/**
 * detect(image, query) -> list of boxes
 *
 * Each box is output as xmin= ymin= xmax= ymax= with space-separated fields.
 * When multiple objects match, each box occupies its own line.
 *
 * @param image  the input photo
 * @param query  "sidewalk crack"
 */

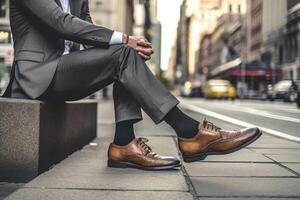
xmin=263 ymin=154 xmax=300 ymax=177
xmin=172 ymin=136 xmax=199 ymax=200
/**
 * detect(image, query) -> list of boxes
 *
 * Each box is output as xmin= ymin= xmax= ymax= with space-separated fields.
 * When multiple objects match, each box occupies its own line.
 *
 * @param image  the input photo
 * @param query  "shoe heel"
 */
xmin=183 ymin=154 xmax=207 ymax=162
xmin=107 ymin=160 xmax=128 ymax=168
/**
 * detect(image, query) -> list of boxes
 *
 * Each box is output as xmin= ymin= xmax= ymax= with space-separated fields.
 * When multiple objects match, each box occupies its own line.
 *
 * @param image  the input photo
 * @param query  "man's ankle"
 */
xmin=164 ymin=107 xmax=199 ymax=138
xmin=112 ymin=137 xmax=135 ymax=146
xmin=114 ymin=120 xmax=136 ymax=146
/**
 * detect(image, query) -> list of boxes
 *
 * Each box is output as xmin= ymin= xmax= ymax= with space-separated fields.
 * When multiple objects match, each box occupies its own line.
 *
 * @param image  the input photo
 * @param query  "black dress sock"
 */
xmin=113 ymin=120 xmax=135 ymax=146
xmin=164 ymin=106 xmax=199 ymax=138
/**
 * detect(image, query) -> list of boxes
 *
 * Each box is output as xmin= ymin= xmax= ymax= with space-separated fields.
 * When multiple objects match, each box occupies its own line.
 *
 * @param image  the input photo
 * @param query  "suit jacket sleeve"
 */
xmin=83 ymin=0 xmax=96 ymax=49
xmin=16 ymin=0 xmax=114 ymax=47
xmin=85 ymin=0 xmax=93 ymax=24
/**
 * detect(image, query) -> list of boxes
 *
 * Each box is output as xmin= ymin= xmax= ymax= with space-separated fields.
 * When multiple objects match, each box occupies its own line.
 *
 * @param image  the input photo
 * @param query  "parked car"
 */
xmin=267 ymin=80 xmax=300 ymax=102
xmin=179 ymin=80 xmax=203 ymax=97
xmin=203 ymin=79 xmax=236 ymax=100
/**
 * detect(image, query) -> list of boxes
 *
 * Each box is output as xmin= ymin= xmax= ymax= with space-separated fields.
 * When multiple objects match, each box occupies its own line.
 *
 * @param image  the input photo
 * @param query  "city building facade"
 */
xmin=262 ymin=0 xmax=300 ymax=81
xmin=132 ymin=0 xmax=161 ymax=75
xmin=173 ymin=0 xmax=300 ymax=98
xmin=248 ymin=0 xmax=287 ymax=64
xmin=174 ymin=0 xmax=222 ymax=83
xmin=89 ymin=0 xmax=134 ymax=34
xmin=279 ymin=1 xmax=300 ymax=80
xmin=197 ymin=0 xmax=246 ymax=76
xmin=173 ymin=0 xmax=189 ymax=83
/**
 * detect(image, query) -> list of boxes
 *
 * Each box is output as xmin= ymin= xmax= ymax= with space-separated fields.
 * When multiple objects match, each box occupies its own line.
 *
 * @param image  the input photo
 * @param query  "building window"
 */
xmin=279 ymin=45 xmax=283 ymax=64
xmin=238 ymin=4 xmax=241 ymax=13
xmin=95 ymin=0 xmax=103 ymax=8
xmin=0 ymin=0 xmax=6 ymax=17
xmin=229 ymin=4 xmax=232 ymax=13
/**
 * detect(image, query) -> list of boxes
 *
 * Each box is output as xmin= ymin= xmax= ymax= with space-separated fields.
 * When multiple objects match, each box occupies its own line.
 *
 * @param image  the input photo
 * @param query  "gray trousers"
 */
xmin=38 ymin=44 xmax=179 ymax=124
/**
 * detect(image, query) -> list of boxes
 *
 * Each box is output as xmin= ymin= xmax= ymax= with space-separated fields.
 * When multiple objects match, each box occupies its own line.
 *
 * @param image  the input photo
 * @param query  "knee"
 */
xmin=122 ymin=44 xmax=137 ymax=55
xmin=117 ymin=44 xmax=140 ymax=64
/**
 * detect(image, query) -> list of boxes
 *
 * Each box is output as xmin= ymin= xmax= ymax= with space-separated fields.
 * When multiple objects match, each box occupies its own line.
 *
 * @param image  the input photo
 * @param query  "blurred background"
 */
xmin=0 ymin=0 xmax=300 ymax=107
xmin=171 ymin=0 xmax=300 ymax=104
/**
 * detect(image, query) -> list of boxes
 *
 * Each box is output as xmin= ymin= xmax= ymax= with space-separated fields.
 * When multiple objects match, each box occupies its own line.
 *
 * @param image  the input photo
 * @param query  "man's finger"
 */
xmin=139 ymin=36 xmax=149 ymax=42
xmin=136 ymin=47 xmax=154 ymax=56
xmin=137 ymin=40 xmax=152 ymax=48
xmin=138 ymin=52 xmax=151 ymax=60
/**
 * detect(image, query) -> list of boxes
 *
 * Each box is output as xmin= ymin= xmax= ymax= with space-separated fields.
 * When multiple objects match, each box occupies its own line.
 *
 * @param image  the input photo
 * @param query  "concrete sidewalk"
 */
xmin=1 ymin=100 xmax=300 ymax=200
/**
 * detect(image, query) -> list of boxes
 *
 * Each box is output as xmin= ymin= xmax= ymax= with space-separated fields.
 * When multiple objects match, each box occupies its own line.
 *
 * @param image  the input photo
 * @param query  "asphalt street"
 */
xmin=179 ymin=98 xmax=300 ymax=141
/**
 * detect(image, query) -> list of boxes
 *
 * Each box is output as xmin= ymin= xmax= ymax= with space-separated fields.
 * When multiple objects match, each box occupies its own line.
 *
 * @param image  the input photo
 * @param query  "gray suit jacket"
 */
xmin=2 ymin=0 xmax=113 ymax=98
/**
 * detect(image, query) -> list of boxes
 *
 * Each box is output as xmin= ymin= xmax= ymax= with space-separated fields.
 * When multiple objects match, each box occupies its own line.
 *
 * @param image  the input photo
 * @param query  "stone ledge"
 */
xmin=0 ymin=98 xmax=97 ymax=182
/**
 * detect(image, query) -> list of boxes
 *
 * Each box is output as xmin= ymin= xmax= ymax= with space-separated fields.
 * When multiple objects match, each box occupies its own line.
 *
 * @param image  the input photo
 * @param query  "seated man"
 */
xmin=2 ymin=0 xmax=262 ymax=170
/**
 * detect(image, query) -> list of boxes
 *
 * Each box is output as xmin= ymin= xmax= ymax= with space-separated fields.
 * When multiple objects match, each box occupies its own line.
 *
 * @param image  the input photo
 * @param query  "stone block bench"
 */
xmin=0 ymin=98 xmax=97 ymax=182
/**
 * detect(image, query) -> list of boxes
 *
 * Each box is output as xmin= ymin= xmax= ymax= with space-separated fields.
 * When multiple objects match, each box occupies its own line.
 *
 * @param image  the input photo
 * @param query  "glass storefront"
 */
xmin=0 ymin=0 xmax=10 ymax=93
xmin=0 ymin=0 xmax=6 ymax=17
xmin=0 ymin=30 xmax=11 ymax=43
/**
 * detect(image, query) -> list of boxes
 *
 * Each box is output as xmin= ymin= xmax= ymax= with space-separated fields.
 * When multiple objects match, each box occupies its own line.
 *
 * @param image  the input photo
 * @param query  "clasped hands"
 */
xmin=123 ymin=34 xmax=154 ymax=61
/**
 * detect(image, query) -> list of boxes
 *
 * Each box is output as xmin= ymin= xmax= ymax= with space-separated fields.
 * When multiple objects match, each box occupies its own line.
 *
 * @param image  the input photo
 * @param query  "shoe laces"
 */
xmin=137 ymin=138 xmax=155 ymax=156
xmin=203 ymin=118 xmax=221 ymax=132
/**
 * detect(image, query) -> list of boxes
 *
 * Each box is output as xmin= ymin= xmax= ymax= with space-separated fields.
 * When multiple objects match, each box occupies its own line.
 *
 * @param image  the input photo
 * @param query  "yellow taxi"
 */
xmin=203 ymin=79 xmax=236 ymax=99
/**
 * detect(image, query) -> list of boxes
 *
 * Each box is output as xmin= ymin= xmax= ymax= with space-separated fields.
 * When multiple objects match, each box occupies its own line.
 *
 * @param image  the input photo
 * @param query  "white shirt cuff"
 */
xmin=109 ymin=31 xmax=123 ymax=45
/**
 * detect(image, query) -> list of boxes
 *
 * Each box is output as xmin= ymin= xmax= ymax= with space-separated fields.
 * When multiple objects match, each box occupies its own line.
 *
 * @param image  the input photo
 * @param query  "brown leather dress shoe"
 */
xmin=108 ymin=138 xmax=181 ymax=170
xmin=178 ymin=119 xmax=262 ymax=162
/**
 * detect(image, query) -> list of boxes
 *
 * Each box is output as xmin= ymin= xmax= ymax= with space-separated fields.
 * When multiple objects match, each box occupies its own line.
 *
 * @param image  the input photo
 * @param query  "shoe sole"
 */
xmin=182 ymin=129 xmax=263 ymax=163
xmin=107 ymin=160 xmax=181 ymax=170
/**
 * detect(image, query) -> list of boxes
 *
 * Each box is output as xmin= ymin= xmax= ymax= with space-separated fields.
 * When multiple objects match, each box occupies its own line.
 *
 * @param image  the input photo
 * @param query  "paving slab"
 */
xmin=26 ymin=168 xmax=186 ymax=192
xmin=142 ymin=136 xmax=179 ymax=156
xmin=251 ymin=148 xmax=300 ymax=155
xmin=201 ymin=149 xmax=271 ymax=162
xmin=184 ymin=163 xmax=294 ymax=177
xmin=281 ymin=163 xmax=300 ymax=174
xmin=97 ymin=100 xmax=115 ymax=123
xmin=248 ymin=136 xmax=300 ymax=149
xmin=4 ymin=189 xmax=193 ymax=200
xmin=23 ymin=136 xmax=187 ymax=192
xmin=97 ymin=124 xmax=115 ymax=139
xmin=191 ymin=177 xmax=300 ymax=197
xmin=0 ymin=183 xmax=24 ymax=200
xmin=265 ymin=154 xmax=300 ymax=163
xmin=200 ymin=198 xmax=294 ymax=200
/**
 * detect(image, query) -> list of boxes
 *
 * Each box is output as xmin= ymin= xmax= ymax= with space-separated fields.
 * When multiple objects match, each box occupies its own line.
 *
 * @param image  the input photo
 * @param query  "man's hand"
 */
xmin=123 ymin=34 xmax=153 ymax=61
